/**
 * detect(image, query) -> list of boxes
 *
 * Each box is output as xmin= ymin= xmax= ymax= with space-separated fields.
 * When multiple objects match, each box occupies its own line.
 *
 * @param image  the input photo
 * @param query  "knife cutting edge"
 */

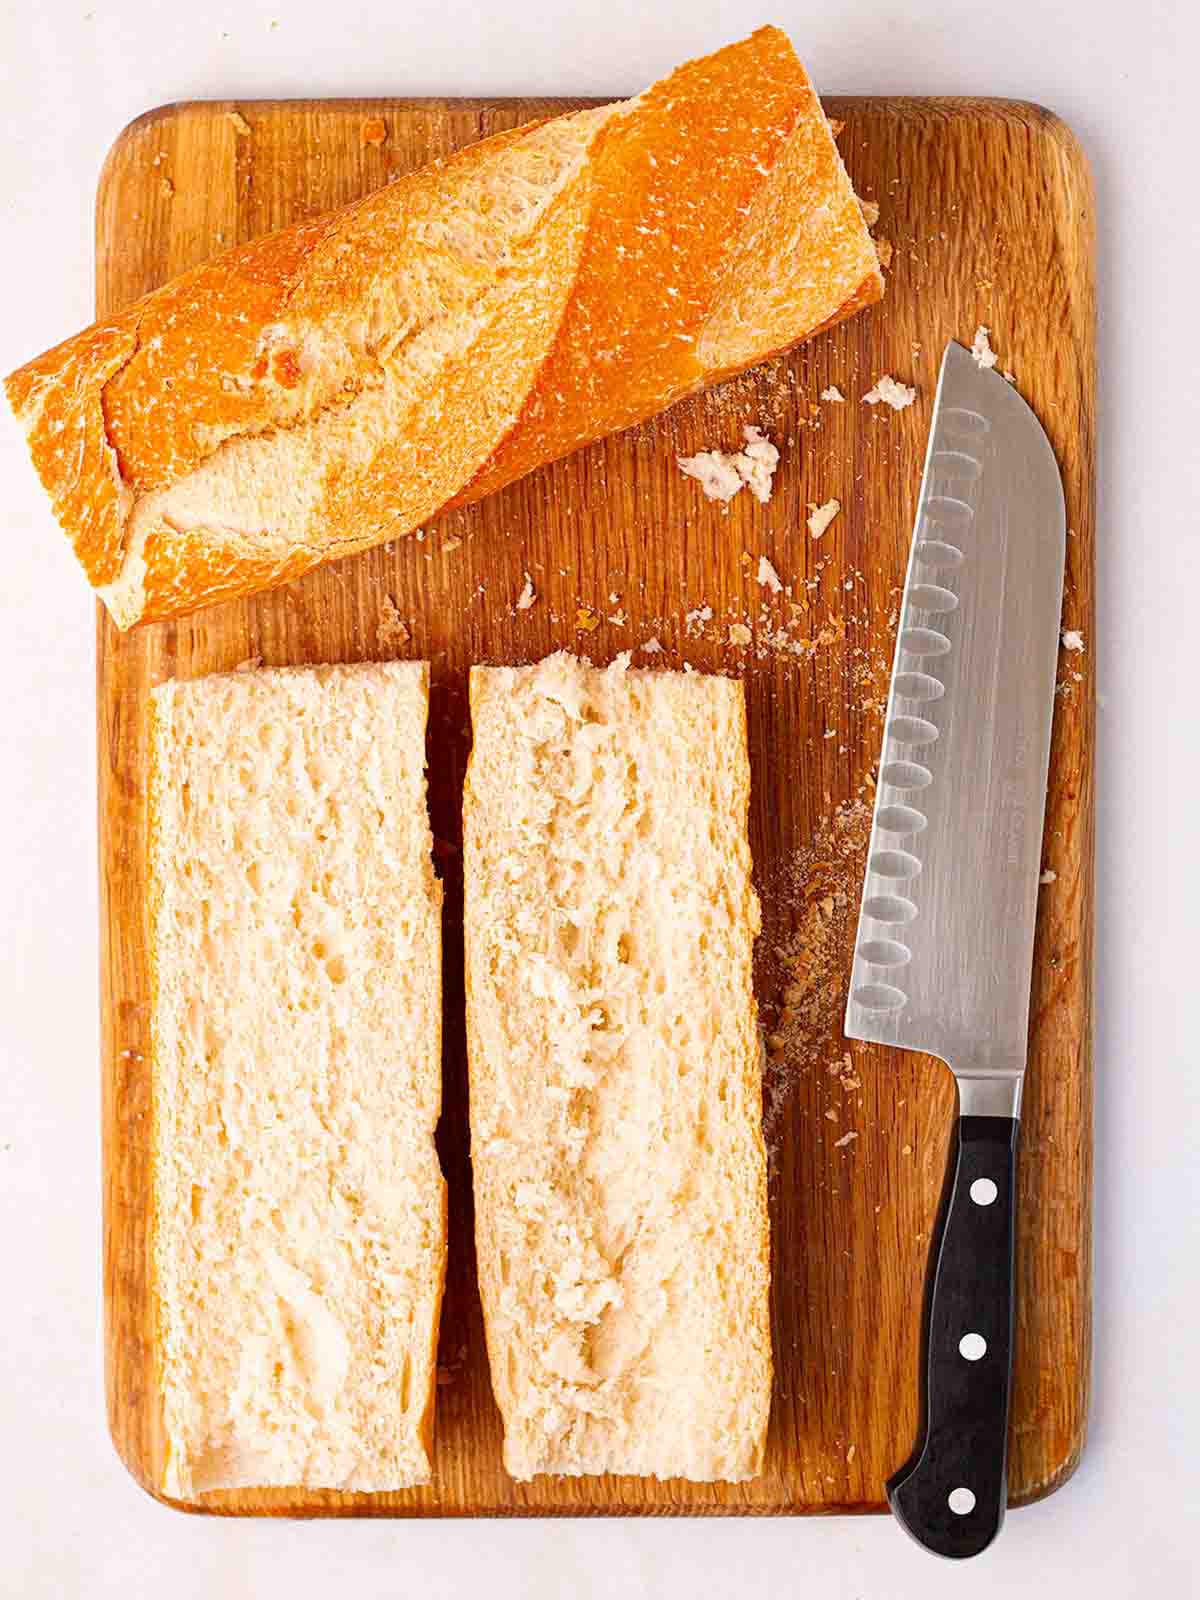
xmin=844 ymin=340 xmax=1066 ymax=1558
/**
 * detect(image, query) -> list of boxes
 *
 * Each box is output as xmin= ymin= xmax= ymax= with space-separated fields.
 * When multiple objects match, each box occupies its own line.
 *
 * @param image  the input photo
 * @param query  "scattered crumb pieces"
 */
xmin=824 ymin=1108 xmax=839 ymax=1122
xmin=757 ymin=555 xmax=783 ymax=594
xmin=1061 ymin=629 xmax=1086 ymax=652
xmin=442 ymin=537 xmax=463 ymax=554
xmin=575 ymin=606 xmax=600 ymax=632
xmin=640 ymin=636 xmax=663 ymax=654
xmin=225 ymin=109 xmax=251 ymax=135
xmin=677 ymin=449 xmax=742 ymax=503
xmin=729 ymin=622 xmax=752 ymax=646
xmin=159 ymin=175 xmax=174 ymax=199
xmin=515 ymin=573 xmax=536 ymax=611
xmin=875 ymin=237 xmax=894 ymax=269
xmin=677 ymin=424 xmax=779 ymax=505
xmin=863 ymin=375 xmax=917 ymax=411
xmin=902 ymin=1143 xmax=913 ymax=1156
xmin=846 ymin=1444 xmax=857 ymax=1464
xmin=608 ymin=609 xmax=627 ymax=626
xmin=376 ymin=595 xmax=411 ymax=651
xmin=684 ymin=604 xmax=713 ymax=636
xmin=234 ymin=655 xmax=262 ymax=673
xmin=820 ymin=384 xmax=845 ymax=403
xmin=971 ymin=325 xmax=999 ymax=371
xmin=807 ymin=498 xmax=841 ymax=540
xmin=1040 ymin=869 xmax=1058 ymax=885
xmin=833 ymin=1131 xmax=859 ymax=1148
xmin=361 ymin=116 xmax=388 ymax=147
xmin=758 ymin=800 xmax=873 ymax=1170
xmin=737 ymin=425 xmax=780 ymax=502
xmin=860 ymin=199 xmax=880 ymax=227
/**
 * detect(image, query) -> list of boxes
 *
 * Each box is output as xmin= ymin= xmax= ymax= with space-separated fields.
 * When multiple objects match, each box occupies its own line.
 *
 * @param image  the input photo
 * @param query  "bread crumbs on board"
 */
xmin=757 ymin=555 xmax=783 ymax=594
xmin=807 ymin=498 xmax=840 ymax=539
xmin=971 ymin=324 xmax=999 ymax=370
xmin=515 ymin=573 xmax=536 ymax=611
xmin=376 ymin=595 xmax=411 ymax=651
xmin=819 ymin=384 xmax=845 ymax=402
xmin=677 ymin=424 xmax=780 ymax=505
xmin=1061 ymin=629 xmax=1086 ymax=652
xmin=757 ymin=798 xmax=873 ymax=1173
xmin=863 ymin=375 xmax=917 ymax=410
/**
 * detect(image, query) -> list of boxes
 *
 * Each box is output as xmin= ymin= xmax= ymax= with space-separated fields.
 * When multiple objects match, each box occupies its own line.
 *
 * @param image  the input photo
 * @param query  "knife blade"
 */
xmin=844 ymin=339 xmax=1065 ymax=1558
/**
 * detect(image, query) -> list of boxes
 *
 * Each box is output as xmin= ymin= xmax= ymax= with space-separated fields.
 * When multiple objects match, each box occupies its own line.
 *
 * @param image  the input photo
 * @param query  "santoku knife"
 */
xmin=844 ymin=340 xmax=1065 ymax=1559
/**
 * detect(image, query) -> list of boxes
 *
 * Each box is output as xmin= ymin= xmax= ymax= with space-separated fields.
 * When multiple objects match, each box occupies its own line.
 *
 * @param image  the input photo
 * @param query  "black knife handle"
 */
xmin=888 ymin=1113 xmax=1019 ymax=1559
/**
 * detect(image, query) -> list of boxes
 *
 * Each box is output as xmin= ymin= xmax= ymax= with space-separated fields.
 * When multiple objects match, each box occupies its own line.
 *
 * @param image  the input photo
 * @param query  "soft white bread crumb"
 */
xmin=971 ymin=325 xmax=999 ymax=370
xmin=1061 ymin=629 xmax=1085 ymax=652
xmin=807 ymin=498 xmax=840 ymax=539
xmin=863 ymin=374 xmax=917 ymax=410
xmin=757 ymin=555 xmax=783 ymax=593
xmin=150 ymin=662 xmax=445 ymax=1496
xmin=737 ymin=425 xmax=780 ymax=503
xmin=677 ymin=424 xmax=779 ymax=506
xmin=819 ymin=384 xmax=845 ymax=402
xmin=516 ymin=573 xmax=536 ymax=611
xmin=463 ymin=652 xmax=770 ymax=1482
xmin=677 ymin=449 xmax=743 ymax=504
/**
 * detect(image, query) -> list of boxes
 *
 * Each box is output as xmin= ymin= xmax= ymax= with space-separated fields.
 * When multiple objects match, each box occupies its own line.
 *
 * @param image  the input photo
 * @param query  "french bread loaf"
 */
xmin=462 ymin=652 xmax=770 ymax=1481
xmin=6 ymin=27 xmax=881 ymax=628
xmin=149 ymin=661 xmax=445 ymax=1495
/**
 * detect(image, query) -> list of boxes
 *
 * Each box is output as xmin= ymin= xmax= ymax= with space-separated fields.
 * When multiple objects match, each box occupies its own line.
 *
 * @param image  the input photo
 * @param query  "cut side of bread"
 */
xmin=463 ymin=652 xmax=770 ymax=1482
xmin=7 ymin=27 xmax=881 ymax=628
xmin=149 ymin=661 xmax=445 ymax=1496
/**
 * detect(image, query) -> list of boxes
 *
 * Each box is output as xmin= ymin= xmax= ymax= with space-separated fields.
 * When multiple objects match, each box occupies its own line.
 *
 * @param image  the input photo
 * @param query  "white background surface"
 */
xmin=0 ymin=1 xmax=1194 ymax=1595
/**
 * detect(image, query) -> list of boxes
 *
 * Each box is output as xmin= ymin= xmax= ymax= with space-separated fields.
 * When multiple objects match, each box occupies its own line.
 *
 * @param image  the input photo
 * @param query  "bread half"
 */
xmin=6 ymin=27 xmax=881 ymax=627
xmin=149 ymin=661 xmax=445 ymax=1496
xmin=463 ymin=652 xmax=770 ymax=1481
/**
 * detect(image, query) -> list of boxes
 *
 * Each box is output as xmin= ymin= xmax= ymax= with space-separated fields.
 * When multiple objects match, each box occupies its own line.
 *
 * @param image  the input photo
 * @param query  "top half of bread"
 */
xmin=5 ymin=27 xmax=882 ymax=629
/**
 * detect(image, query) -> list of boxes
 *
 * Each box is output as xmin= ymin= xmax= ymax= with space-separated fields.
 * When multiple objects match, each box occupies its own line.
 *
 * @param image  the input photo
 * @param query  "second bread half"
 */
xmin=463 ymin=652 xmax=771 ymax=1482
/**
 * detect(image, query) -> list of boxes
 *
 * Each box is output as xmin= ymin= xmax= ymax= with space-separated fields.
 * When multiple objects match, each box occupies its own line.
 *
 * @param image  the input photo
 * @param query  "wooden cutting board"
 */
xmin=97 ymin=93 xmax=1094 ymax=1516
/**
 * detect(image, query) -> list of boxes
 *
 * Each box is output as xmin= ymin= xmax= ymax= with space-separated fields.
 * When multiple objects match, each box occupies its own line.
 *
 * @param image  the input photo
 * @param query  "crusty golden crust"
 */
xmin=458 ymin=28 xmax=881 ymax=507
xmin=7 ymin=29 xmax=882 ymax=629
xmin=5 ymin=318 xmax=138 ymax=587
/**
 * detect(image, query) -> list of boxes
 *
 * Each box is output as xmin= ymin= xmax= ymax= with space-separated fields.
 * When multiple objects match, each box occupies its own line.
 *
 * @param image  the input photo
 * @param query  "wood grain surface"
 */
xmin=96 ymin=94 xmax=1094 ymax=1516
